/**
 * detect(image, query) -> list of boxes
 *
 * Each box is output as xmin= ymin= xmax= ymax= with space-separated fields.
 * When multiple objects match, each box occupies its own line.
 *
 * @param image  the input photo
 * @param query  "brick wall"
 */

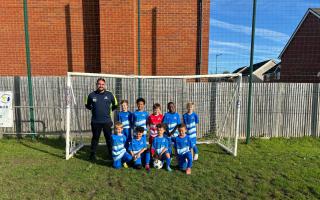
xmin=280 ymin=13 xmax=320 ymax=83
xmin=100 ymin=0 xmax=136 ymax=75
xmin=0 ymin=0 xmax=85 ymax=76
xmin=0 ymin=0 xmax=210 ymax=76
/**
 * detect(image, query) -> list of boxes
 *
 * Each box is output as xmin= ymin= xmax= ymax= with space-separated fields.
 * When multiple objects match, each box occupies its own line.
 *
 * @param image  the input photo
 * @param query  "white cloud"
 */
xmin=211 ymin=19 xmax=290 ymax=43
xmin=209 ymin=47 xmax=246 ymax=56
xmin=210 ymin=40 xmax=282 ymax=56
xmin=212 ymin=41 xmax=249 ymax=50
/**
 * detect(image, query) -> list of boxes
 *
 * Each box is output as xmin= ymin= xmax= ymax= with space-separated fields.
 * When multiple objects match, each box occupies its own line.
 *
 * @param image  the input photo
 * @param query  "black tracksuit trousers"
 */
xmin=90 ymin=121 xmax=113 ymax=158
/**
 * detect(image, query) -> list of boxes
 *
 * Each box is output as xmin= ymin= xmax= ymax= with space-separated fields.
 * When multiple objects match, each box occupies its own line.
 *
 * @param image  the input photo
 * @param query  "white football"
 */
xmin=153 ymin=159 xmax=163 ymax=169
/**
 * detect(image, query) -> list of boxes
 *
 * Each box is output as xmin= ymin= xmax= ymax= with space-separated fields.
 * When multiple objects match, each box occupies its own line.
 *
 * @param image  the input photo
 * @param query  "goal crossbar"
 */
xmin=67 ymin=72 xmax=241 ymax=79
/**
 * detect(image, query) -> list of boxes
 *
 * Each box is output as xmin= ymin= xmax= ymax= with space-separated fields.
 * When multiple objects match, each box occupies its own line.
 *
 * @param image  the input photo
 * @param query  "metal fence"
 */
xmin=0 ymin=76 xmax=319 ymax=138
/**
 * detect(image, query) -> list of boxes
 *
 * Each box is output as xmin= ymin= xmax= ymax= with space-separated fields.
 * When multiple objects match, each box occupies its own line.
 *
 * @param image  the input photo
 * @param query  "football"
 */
xmin=153 ymin=159 xmax=163 ymax=169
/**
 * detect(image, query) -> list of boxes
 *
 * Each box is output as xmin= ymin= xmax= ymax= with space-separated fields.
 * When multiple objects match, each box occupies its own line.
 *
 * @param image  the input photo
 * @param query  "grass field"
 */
xmin=0 ymin=137 xmax=319 ymax=200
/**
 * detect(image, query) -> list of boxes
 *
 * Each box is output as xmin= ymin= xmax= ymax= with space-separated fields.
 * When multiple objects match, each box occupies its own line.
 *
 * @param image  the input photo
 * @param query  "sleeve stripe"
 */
xmin=106 ymin=90 xmax=118 ymax=106
xmin=113 ymin=94 xmax=118 ymax=106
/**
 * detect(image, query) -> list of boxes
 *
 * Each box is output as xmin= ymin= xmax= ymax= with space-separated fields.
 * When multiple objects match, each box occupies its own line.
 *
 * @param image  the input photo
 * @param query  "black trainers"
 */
xmin=89 ymin=153 xmax=97 ymax=161
xmin=134 ymin=164 xmax=142 ymax=169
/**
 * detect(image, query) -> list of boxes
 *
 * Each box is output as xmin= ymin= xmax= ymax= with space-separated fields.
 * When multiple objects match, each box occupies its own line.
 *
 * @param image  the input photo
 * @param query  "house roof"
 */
xmin=311 ymin=8 xmax=320 ymax=15
xmin=233 ymin=66 xmax=247 ymax=73
xmin=232 ymin=59 xmax=276 ymax=75
xmin=263 ymin=62 xmax=281 ymax=75
xmin=279 ymin=8 xmax=320 ymax=58
xmin=240 ymin=60 xmax=272 ymax=75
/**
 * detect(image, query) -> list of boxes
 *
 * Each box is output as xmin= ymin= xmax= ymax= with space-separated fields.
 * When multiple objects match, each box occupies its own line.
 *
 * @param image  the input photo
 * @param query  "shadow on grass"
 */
xmin=199 ymin=144 xmax=231 ymax=155
xmin=19 ymin=138 xmax=65 ymax=159
xmin=19 ymin=137 xmax=113 ymax=167
xmin=73 ymin=145 xmax=113 ymax=167
xmin=201 ymin=148 xmax=229 ymax=155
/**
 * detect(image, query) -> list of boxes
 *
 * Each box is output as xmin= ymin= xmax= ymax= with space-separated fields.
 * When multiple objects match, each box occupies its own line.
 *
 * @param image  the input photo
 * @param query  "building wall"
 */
xmin=280 ymin=13 xmax=320 ymax=83
xmin=0 ymin=0 xmax=85 ymax=76
xmin=0 ymin=0 xmax=209 ymax=76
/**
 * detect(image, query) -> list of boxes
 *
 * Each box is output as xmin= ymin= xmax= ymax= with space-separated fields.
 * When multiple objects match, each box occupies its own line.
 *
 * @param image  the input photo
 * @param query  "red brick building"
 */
xmin=279 ymin=8 xmax=320 ymax=83
xmin=0 ymin=0 xmax=210 ymax=76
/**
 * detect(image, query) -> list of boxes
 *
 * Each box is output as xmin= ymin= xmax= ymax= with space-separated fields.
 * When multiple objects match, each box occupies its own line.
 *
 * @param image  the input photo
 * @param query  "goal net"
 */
xmin=65 ymin=72 xmax=242 ymax=160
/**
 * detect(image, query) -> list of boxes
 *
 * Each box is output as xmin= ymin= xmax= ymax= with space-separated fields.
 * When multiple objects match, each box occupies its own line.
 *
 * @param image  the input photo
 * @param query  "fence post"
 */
xmin=311 ymin=83 xmax=319 ymax=136
xmin=23 ymin=0 xmax=35 ymax=136
xmin=246 ymin=0 xmax=257 ymax=144
xmin=13 ymin=77 xmax=22 ymax=135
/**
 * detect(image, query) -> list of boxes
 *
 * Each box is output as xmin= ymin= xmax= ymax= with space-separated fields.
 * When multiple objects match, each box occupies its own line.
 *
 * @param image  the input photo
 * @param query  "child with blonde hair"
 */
xmin=111 ymin=122 xmax=132 ymax=169
xmin=183 ymin=102 xmax=199 ymax=160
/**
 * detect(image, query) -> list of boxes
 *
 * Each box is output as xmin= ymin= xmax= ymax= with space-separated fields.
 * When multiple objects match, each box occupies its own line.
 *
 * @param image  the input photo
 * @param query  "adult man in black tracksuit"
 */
xmin=85 ymin=78 xmax=118 ymax=161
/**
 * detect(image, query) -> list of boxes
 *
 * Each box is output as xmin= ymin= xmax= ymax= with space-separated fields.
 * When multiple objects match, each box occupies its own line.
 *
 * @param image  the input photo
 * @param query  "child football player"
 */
xmin=174 ymin=124 xmax=193 ymax=175
xmin=147 ymin=103 xmax=163 ymax=148
xmin=117 ymin=100 xmax=132 ymax=148
xmin=162 ymin=102 xmax=181 ymax=154
xmin=128 ymin=126 xmax=150 ymax=171
xmin=151 ymin=123 xmax=172 ymax=171
xmin=183 ymin=102 xmax=199 ymax=160
xmin=111 ymin=122 xmax=132 ymax=169
xmin=132 ymin=98 xmax=149 ymax=142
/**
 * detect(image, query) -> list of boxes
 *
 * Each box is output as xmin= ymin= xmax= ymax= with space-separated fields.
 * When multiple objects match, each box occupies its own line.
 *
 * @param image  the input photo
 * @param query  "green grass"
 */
xmin=0 ymin=137 xmax=319 ymax=199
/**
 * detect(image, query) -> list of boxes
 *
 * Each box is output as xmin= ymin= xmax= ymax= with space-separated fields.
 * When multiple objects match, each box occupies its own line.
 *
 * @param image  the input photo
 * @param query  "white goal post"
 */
xmin=65 ymin=72 xmax=242 ymax=160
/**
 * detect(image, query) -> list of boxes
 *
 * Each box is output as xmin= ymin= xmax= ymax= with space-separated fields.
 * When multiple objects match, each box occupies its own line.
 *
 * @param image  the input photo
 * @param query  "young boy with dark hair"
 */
xmin=183 ymin=102 xmax=199 ymax=160
xmin=132 ymin=98 xmax=149 ymax=142
xmin=151 ymin=123 xmax=172 ymax=171
xmin=117 ymin=100 xmax=132 ymax=148
xmin=111 ymin=122 xmax=132 ymax=169
xmin=174 ymin=124 xmax=193 ymax=175
xmin=163 ymin=102 xmax=181 ymax=138
xmin=162 ymin=102 xmax=181 ymax=154
xmin=128 ymin=126 xmax=150 ymax=171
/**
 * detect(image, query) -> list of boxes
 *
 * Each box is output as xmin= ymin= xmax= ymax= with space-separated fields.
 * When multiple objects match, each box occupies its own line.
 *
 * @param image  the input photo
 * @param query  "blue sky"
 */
xmin=208 ymin=0 xmax=320 ymax=73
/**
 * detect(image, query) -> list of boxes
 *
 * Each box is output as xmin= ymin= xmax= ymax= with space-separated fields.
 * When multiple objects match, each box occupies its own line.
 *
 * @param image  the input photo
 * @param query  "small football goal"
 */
xmin=65 ymin=72 xmax=242 ymax=160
